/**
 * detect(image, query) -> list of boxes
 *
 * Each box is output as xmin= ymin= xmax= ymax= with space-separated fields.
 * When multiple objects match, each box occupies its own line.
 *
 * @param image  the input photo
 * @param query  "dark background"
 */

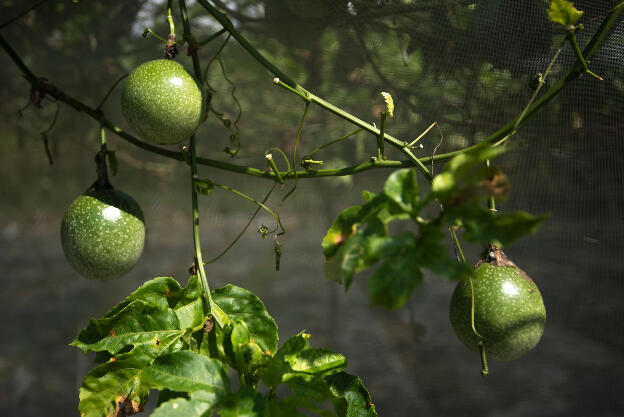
xmin=1 ymin=1 xmax=623 ymax=416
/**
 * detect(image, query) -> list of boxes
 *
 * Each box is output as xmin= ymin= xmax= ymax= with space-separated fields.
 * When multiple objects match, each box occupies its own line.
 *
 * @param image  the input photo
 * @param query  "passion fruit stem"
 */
xmin=92 ymin=124 xmax=112 ymax=190
xmin=486 ymin=160 xmax=497 ymax=213
xmin=479 ymin=342 xmax=489 ymax=378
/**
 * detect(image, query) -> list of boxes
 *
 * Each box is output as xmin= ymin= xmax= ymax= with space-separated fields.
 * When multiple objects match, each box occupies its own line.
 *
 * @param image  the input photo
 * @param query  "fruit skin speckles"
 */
xmin=121 ymin=59 xmax=205 ymax=145
xmin=60 ymin=188 xmax=145 ymax=281
xmin=449 ymin=250 xmax=546 ymax=361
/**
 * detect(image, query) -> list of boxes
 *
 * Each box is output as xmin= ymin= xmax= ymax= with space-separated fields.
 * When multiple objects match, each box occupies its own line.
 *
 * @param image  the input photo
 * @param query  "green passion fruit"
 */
xmin=61 ymin=187 xmax=145 ymax=280
xmin=121 ymin=59 xmax=205 ymax=145
xmin=449 ymin=247 xmax=546 ymax=362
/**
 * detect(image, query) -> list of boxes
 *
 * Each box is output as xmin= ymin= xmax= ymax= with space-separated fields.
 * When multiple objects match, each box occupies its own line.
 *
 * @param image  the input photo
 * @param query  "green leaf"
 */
xmin=548 ymin=0 xmax=583 ymax=26
xmin=71 ymin=300 xmax=184 ymax=356
xmin=363 ymin=232 xmax=417 ymax=266
xmin=322 ymin=205 xmax=362 ymax=258
xmin=269 ymin=396 xmax=337 ymax=417
xmin=211 ymin=285 xmax=278 ymax=355
xmin=102 ymin=276 xmax=204 ymax=331
xmin=262 ymin=332 xmax=347 ymax=391
xmin=217 ymin=387 xmax=265 ymax=417
xmin=368 ymin=255 xmax=423 ymax=309
xmin=341 ymin=219 xmax=386 ymax=289
xmin=151 ymin=396 xmax=215 ymax=417
xmin=264 ymin=398 xmax=309 ymax=417
xmin=383 ymin=168 xmax=419 ymax=213
xmin=324 ymin=245 xmax=345 ymax=284
xmin=325 ymin=372 xmax=377 ymax=417
xmin=412 ymin=225 xmax=471 ymax=280
xmin=431 ymin=145 xmax=509 ymax=205
xmin=78 ymin=347 xmax=154 ymax=417
xmin=460 ymin=208 xmax=547 ymax=248
xmin=142 ymin=351 xmax=230 ymax=396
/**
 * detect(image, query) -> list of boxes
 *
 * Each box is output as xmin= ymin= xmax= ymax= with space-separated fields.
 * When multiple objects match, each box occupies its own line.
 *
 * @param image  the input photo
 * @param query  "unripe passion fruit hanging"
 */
xmin=61 ymin=187 xmax=145 ymax=280
xmin=449 ymin=247 xmax=546 ymax=361
xmin=121 ymin=59 xmax=205 ymax=145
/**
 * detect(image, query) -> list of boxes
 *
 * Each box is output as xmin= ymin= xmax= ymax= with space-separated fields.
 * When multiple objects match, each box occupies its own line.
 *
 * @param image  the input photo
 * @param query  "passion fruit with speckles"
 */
xmin=449 ymin=246 xmax=546 ymax=361
xmin=121 ymin=59 xmax=205 ymax=145
xmin=61 ymin=187 xmax=145 ymax=280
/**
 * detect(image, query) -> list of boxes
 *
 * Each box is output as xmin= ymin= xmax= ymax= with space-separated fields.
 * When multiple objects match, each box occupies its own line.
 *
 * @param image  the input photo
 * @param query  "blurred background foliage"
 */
xmin=0 ymin=1 xmax=623 ymax=416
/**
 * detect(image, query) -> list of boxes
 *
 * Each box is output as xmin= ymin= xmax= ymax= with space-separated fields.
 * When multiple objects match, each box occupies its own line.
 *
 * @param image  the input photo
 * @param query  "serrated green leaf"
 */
xmin=78 ymin=347 xmax=154 ymax=417
xmin=460 ymin=207 xmax=548 ymax=248
xmin=286 ymin=374 xmax=334 ymax=402
xmin=224 ymin=320 xmax=270 ymax=374
xmin=548 ymin=0 xmax=583 ymax=26
xmin=368 ymin=256 xmax=423 ymax=309
xmin=322 ymin=205 xmax=362 ymax=258
xmin=264 ymin=398 xmax=309 ymax=417
xmin=212 ymin=285 xmax=278 ymax=355
xmin=325 ymin=372 xmax=377 ymax=417
xmin=217 ymin=387 xmax=265 ymax=417
xmin=71 ymin=301 xmax=184 ymax=355
xmin=142 ymin=351 xmax=230 ymax=396
xmin=151 ymin=396 xmax=215 ymax=417
xmin=324 ymin=245 xmax=345 ymax=284
xmin=412 ymin=225 xmax=470 ymax=280
xmin=262 ymin=333 xmax=346 ymax=393
xmin=431 ymin=145 xmax=509 ymax=205
xmin=383 ymin=168 xmax=419 ymax=213
xmin=363 ymin=232 xmax=417 ymax=266
xmin=102 ymin=276 xmax=204 ymax=331
xmin=341 ymin=219 xmax=386 ymax=290
xmin=360 ymin=193 xmax=410 ymax=224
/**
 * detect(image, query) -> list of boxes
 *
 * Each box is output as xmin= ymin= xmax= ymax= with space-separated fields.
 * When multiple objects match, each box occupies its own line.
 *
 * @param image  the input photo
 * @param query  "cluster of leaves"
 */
xmin=322 ymin=145 xmax=547 ymax=309
xmin=71 ymin=275 xmax=376 ymax=417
